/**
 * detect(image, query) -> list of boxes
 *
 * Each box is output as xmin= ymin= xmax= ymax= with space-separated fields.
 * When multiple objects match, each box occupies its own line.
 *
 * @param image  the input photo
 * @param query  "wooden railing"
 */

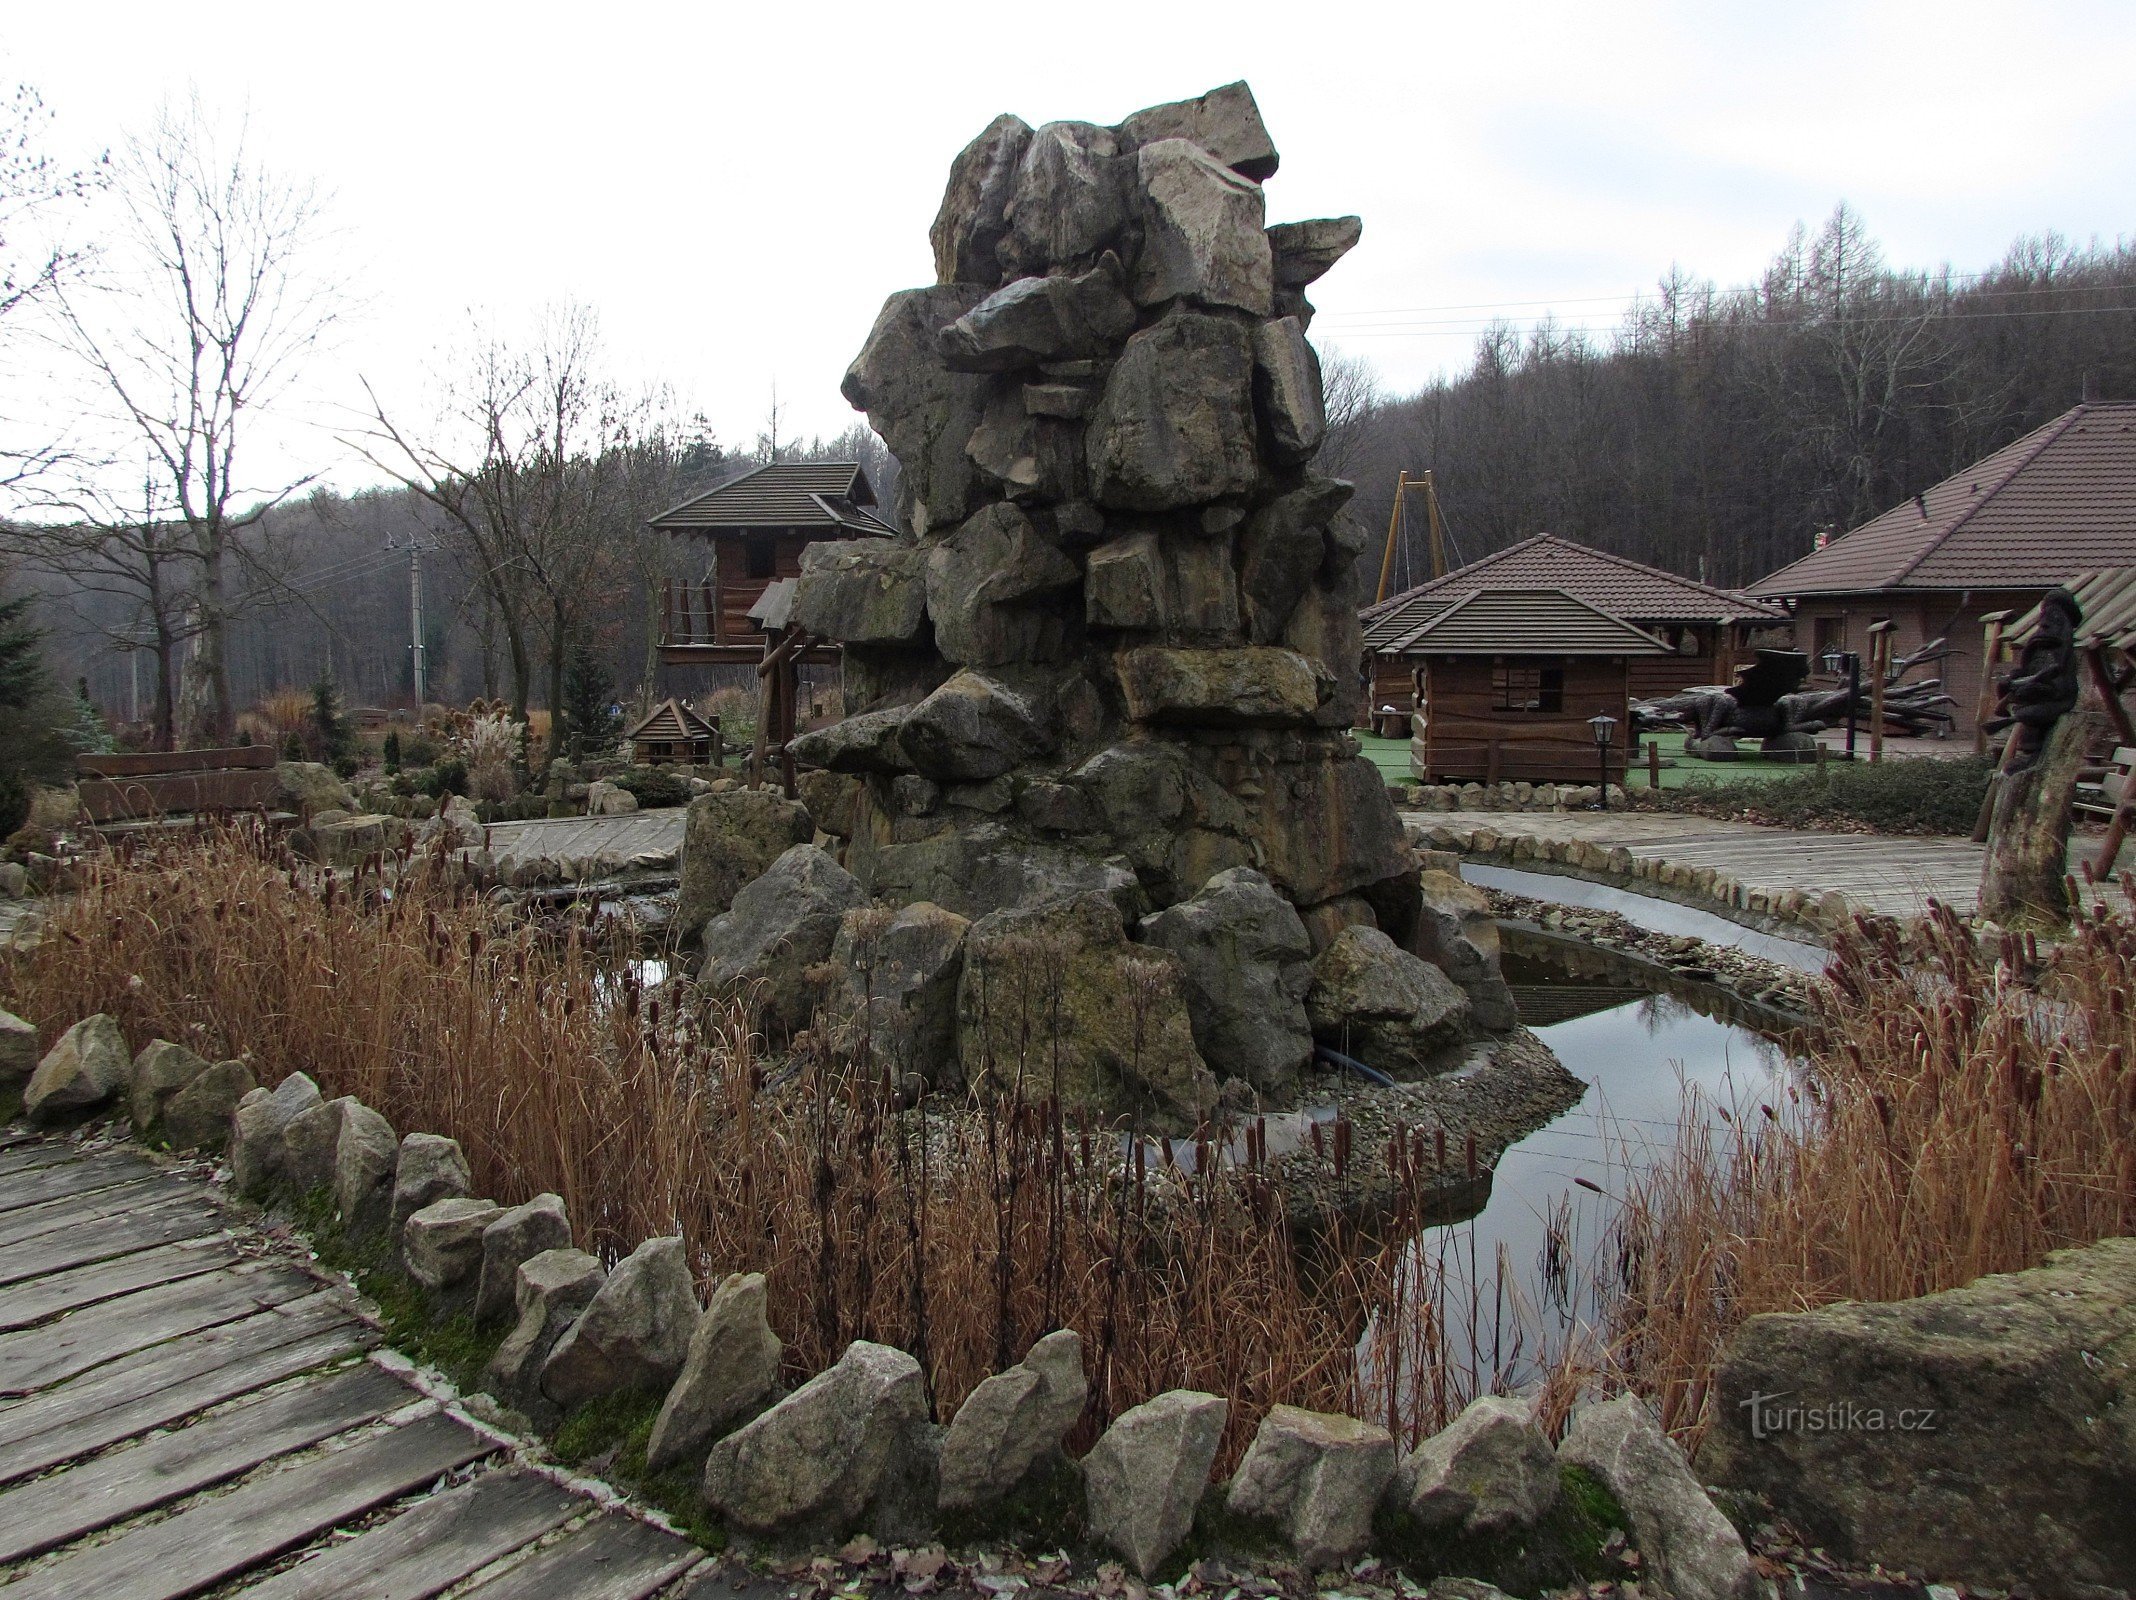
xmin=659 ymin=579 xmax=720 ymax=647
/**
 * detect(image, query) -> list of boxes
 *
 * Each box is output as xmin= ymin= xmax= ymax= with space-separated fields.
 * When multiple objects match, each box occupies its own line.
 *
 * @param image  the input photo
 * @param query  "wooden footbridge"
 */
xmin=0 ymin=1131 xmax=715 ymax=1599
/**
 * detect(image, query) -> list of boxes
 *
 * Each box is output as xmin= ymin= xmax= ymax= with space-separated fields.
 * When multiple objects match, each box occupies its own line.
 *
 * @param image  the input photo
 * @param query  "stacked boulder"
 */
xmin=735 ymin=81 xmax=1509 ymax=1122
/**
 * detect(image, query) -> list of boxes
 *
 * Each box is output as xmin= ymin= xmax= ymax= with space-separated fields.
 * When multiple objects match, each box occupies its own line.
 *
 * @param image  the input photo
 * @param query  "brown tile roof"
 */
xmin=1748 ymin=402 xmax=2136 ymax=598
xmin=1376 ymin=588 xmax=1670 ymax=656
xmin=1361 ymin=534 xmax=1785 ymax=647
xmin=625 ymin=698 xmax=716 ymax=742
xmin=2008 ymin=567 xmax=2136 ymax=652
xmin=649 ymin=461 xmax=898 ymax=537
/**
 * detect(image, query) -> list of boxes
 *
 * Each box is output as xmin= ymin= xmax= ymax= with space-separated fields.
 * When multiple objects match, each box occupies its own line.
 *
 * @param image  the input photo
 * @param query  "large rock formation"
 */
xmin=1697 ymin=1236 xmax=2136 ymax=1593
xmin=789 ymin=82 xmax=1497 ymax=1127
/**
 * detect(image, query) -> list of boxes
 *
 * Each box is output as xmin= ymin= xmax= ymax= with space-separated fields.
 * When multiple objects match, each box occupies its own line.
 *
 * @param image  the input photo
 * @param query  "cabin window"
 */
xmin=1813 ymin=615 xmax=1847 ymax=665
xmin=1494 ymin=663 xmax=1564 ymax=713
xmin=745 ymin=534 xmax=777 ymax=580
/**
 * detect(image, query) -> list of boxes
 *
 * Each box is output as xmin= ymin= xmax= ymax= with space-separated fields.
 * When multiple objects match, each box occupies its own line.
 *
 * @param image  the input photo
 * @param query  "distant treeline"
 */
xmin=1334 ymin=208 xmax=2136 ymax=594
xmin=38 ymin=425 xmax=898 ymax=721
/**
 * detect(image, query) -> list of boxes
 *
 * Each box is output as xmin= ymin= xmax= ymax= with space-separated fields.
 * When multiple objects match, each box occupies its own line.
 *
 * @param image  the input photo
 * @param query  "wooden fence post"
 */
xmin=1974 ymin=612 xmax=2010 ymax=756
xmin=1868 ymin=621 xmax=1895 ymax=764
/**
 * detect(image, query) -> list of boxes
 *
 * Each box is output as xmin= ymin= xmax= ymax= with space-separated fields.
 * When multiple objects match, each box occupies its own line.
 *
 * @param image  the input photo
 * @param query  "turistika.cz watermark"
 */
xmin=1741 ymin=1390 xmax=1939 ymax=1440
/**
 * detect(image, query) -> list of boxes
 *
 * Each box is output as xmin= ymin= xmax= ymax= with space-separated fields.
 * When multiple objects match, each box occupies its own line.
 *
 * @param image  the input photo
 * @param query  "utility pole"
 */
xmin=408 ymin=542 xmax=428 ymax=705
xmin=388 ymin=534 xmax=435 ymax=706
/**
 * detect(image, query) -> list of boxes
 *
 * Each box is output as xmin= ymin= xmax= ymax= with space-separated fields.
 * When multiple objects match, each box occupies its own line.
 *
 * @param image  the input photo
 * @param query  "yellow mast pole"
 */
xmin=1423 ymin=469 xmax=1448 ymax=580
xmin=1375 ymin=470 xmax=1408 ymax=605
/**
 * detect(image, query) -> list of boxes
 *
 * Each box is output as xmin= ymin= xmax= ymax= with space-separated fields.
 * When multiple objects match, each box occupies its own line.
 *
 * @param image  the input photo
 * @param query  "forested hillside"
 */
xmin=1336 ymin=209 xmax=2136 ymax=595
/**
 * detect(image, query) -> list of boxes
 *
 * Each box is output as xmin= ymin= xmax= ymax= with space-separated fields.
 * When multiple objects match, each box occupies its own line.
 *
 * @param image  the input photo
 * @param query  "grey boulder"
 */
xmin=1117 ymin=80 xmax=1279 ymax=181
xmin=645 ymin=1270 xmax=784 ymax=1472
xmin=676 ymin=788 xmax=817 ymax=939
xmin=700 ymin=844 xmax=868 ymax=1039
xmin=484 ymin=1247 xmax=605 ymax=1425
xmin=0 ymin=1008 xmax=37 ymax=1089
xmin=1560 ymin=1395 xmax=1757 ymax=1600
xmin=997 ymin=120 xmax=1131 ymax=279
xmin=1082 ymin=1388 xmax=1228 ymax=1578
xmin=702 ymin=1339 xmax=936 ymax=1545
xmin=158 ymin=1059 xmax=256 ymax=1153
xmin=1139 ymin=867 xmax=1314 ymax=1098
xmin=127 ymin=1039 xmax=212 ymax=1134
xmin=390 ymin=1131 xmax=472 ymax=1234
xmin=898 ymin=669 xmax=1050 ymax=783
xmin=793 ymin=540 xmax=929 ymax=647
xmin=25 ymin=1013 xmax=130 ymax=1124
xmin=1400 ymin=1394 xmax=1562 ymax=1538
xmin=1306 ymin=926 xmax=1470 ymax=1077
xmin=936 ymin=256 xmax=1136 ymax=372
xmin=1226 ymin=1403 xmax=1396 ymax=1568
xmin=825 ymin=901 xmax=970 ymax=1082
xmin=939 ymin=1328 xmax=1087 ymax=1512
xmin=1695 ymin=1235 xmax=2136 ymax=1593
xmin=924 ymin=504 xmax=1079 ymax=668
xmin=930 ymin=112 xmax=1031 ymax=287
xmin=788 ymin=705 xmax=915 ymax=775
xmin=1414 ymin=869 xmax=1517 ymax=1032
xmin=1251 ymin=317 xmax=1325 ymax=466
xmin=1267 ymin=216 xmax=1362 ymax=288
xmin=282 ymin=1095 xmax=360 ymax=1196
xmin=229 ymin=1071 xmax=323 ymax=1196
xmin=842 ymin=285 xmax=992 ymax=536
xmin=330 ymin=1100 xmax=399 ymax=1234
xmin=475 ymin=1193 xmax=573 ymax=1327
xmin=1130 ymin=139 xmax=1272 ymax=316
xmin=402 ymin=1196 xmax=504 ymax=1303
xmin=540 ymin=1235 xmax=698 ymax=1410
xmin=1089 ymin=312 xmax=1258 ymax=512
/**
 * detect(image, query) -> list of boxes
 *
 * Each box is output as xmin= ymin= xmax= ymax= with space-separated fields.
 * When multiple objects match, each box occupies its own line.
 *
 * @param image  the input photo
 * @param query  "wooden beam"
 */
xmin=1868 ymin=620 xmax=1895 ymax=764
xmin=1974 ymin=611 xmax=2012 ymax=756
xmin=2087 ymin=645 xmax=2136 ymax=745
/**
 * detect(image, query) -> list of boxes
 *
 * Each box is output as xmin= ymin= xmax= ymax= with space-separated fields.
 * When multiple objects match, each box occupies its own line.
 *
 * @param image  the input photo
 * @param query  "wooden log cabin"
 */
xmin=1361 ymin=533 xmax=1788 ymax=720
xmin=1385 ymin=588 xmax=1672 ymax=784
xmin=651 ymin=461 xmax=897 ymax=664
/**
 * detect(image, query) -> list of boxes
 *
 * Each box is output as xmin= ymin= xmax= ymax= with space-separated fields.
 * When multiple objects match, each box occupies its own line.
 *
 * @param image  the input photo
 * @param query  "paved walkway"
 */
xmin=0 ymin=1132 xmax=712 ymax=1599
xmin=1408 ymin=808 xmax=2131 ymax=921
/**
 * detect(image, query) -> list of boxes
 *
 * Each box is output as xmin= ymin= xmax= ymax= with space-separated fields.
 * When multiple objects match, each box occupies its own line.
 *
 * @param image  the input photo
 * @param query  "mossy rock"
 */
xmin=1368 ymin=1464 xmax=1630 ymax=1597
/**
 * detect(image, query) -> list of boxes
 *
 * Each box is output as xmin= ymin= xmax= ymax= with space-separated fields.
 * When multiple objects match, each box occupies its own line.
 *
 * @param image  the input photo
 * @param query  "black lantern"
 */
xmin=1588 ymin=713 xmax=1617 ymax=809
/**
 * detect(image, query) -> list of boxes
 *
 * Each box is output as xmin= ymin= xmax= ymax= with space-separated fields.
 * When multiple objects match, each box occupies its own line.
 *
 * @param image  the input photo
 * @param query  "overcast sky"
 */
xmin=7 ymin=0 xmax=2135 ymax=494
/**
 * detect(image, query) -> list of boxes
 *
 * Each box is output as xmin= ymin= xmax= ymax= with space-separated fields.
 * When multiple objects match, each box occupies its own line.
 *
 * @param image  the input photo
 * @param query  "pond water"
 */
xmin=1461 ymin=861 xmax=1831 ymax=974
xmin=1404 ymin=936 xmax=1799 ymax=1381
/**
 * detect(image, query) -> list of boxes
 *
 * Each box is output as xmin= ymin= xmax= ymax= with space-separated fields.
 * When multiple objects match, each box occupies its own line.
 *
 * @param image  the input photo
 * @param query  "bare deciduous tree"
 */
xmin=40 ymin=95 xmax=339 ymax=745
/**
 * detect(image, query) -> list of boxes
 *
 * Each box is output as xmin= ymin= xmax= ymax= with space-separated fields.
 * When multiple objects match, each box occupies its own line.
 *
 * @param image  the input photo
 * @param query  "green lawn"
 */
xmin=1359 ymin=729 xmax=1826 ymax=791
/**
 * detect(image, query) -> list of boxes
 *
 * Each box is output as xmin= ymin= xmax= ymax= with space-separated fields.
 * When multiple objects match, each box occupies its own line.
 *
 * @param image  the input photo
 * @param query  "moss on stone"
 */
xmin=1368 ymin=1462 xmax=1630 ymax=1598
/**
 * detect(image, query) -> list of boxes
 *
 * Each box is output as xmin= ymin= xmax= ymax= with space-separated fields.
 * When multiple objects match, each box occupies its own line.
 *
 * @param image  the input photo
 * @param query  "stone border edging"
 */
xmin=1412 ymin=820 xmax=1866 ymax=943
xmin=0 ymin=1004 xmax=1763 ymax=1592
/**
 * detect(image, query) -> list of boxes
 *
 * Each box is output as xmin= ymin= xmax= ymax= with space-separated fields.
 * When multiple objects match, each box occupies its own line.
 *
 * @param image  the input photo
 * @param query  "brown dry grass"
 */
xmin=1606 ymin=899 xmax=2136 ymax=1442
xmin=0 ymin=826 xmax=1556 ymax=1464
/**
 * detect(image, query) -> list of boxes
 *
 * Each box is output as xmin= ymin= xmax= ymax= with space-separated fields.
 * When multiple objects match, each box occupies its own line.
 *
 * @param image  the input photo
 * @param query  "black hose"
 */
xmin=1314 ymin=1044 xmax=1397 ymax=1088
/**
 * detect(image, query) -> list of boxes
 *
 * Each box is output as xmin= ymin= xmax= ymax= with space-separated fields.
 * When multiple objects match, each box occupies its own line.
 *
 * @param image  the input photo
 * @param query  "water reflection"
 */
xmin=1390 ymin=939 xmax=1797 ymax=1390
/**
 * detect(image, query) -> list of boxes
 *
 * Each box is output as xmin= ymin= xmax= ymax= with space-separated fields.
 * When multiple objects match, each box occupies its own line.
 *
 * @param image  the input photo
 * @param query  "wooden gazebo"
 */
xmin=625 ymin=699 xmax=722 ymax=767
xmin=651 ymin=461 xmax=896 ymax=665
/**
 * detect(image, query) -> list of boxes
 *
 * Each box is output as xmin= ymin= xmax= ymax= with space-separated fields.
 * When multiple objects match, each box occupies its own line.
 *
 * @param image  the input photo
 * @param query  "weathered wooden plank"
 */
xmin=0 ymin=1362 xmax=412 ymax=1564
xmin=0 ymin=1152 xmax=162 ymax=1214
xmin=0 ymin=1197 xmax=226 ymax=1287
xmin=0 ymin=1179 xmax=207 ymax=1254
xmin=0 ymin=1262 xmax=316 ymax=1396
xmin=0 ymin=1299 xmax=368 ymax=1483
xmin=0 ymin=1141 xmax=76 ymax=1176
xmin=234 ymin=1469 xmax=584 ymax=1600
xmin=456 ymin=1513 xmax=703 ymax=1600
xmin=0 ymin=1235 xmax=236 ymax=1330
xmin=1 ymin=1408 xmax=495 ymax=1600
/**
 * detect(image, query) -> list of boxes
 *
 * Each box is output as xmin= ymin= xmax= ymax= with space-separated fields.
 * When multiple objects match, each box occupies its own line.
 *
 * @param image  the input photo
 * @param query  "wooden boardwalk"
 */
xmin=1412 ymin=808 xmax=2132 ymax=922
xmin=0 ymin=1132 xmax=714 ymax=1599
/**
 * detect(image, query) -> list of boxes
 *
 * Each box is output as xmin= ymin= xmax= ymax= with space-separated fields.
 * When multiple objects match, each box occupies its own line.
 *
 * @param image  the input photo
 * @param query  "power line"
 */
xmin=1324 ymin=301 xmax=2136 ymax=342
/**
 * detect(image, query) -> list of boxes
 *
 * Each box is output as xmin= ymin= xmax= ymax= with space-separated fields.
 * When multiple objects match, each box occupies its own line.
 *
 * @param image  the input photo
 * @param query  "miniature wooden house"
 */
xmin=625 ymin=698 xmax=720 ymax=766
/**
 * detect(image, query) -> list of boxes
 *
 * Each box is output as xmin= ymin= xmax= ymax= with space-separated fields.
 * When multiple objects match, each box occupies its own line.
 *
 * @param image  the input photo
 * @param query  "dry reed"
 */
xmin=0 ymin=826 xmax=1557 ymax=1465
xmin=1606 ymin=898 xmax=2136 ymax=1442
